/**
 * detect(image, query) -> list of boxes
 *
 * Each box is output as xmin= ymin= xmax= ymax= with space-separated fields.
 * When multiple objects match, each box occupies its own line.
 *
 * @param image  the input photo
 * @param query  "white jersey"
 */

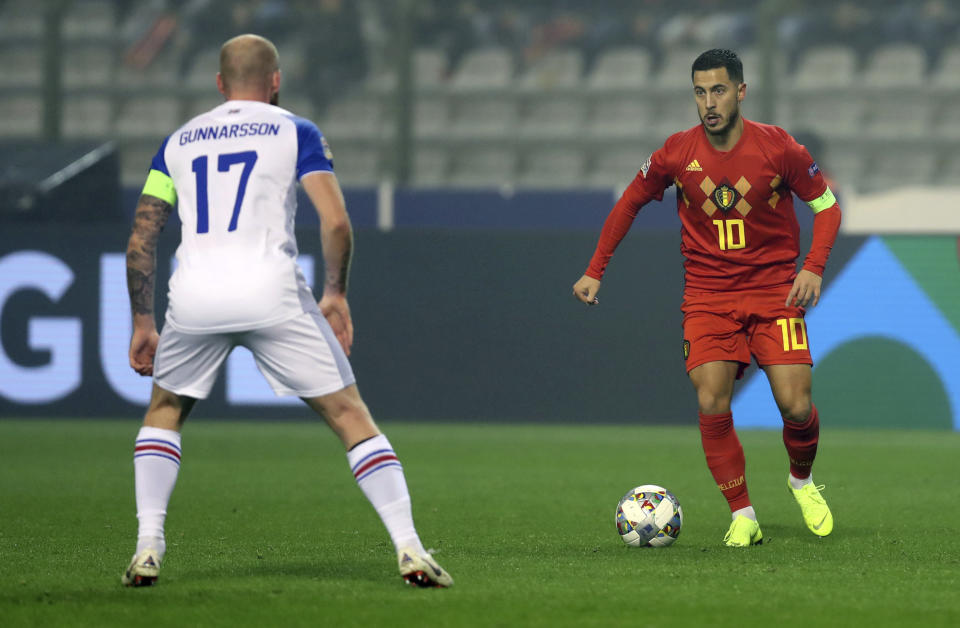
xmin=145 ymin=100 xmax=334 ymax=333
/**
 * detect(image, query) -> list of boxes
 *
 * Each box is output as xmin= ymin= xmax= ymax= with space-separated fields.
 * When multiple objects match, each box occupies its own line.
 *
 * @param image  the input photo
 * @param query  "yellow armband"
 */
xmin=806 ymin=187 xmax=836 ymax=214
xmin=141 ymin=169 xmax=177 ymax=205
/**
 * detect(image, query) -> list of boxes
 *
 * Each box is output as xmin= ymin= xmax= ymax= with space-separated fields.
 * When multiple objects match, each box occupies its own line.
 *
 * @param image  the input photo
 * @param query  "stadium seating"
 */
xmin=119 ymin=141 xmax=158 ymax=187
xmin=518 ymin=97 xmax=586 ymax=140
xmin=116 ymin=50 xmax=181 ymax=91
xmin=585 ymin=47 xmax=654 ymax=91
xmin=63 ymin=45 xmax=115 ymax=90
xmin=11 ymin=4 xmax=956 ymax=193
xmin=0 ymin=0 xmax=43 ymax=40
xmin=449 ymin=47 xmax=514 ymax=91
xmin=184 ymin=47 xmax=222 ymax=91
xmin=792 ymin=45 xmax=859 ymax=89
xmin=0 ymin=45 xmax=44 ymax=88
xmin=0 ymin=95 xmax=43 ymax=138
xmin=62 ymin=0 xmax=116 ymax=42
xmin=413 ymin=98 xmax=449 ymax=140
xmin=862 ymin=98 xmax=934 ymax=140
xmin=413 ymin=48 xmax=450 ymax=89
xmin=320 ymin=96 xmax=384 ymax=141
xmin=448 ymin=97 xmax=519 ymax=140
xmin=115 ymin=96 xmax=182 ymax=140
xmin=62 ymin=95 xmax=114 ymax=139
xmin=517 ymin=148 xmax=586 ymax=188
xmin=859 ymin=148 xmax=938 ymax=192
xmin=446 ymin=147 xmax=518 ymax=187
xmin=787 ymin=95 xmax=863 ymax=141
xmin=411 ymin=146 xmax=449 ymax=186
xmin=655 ymin=47 xmax=709 ymax=89
xmin=516 ymin=48 xmax=584 ymax=91
xmin=860 ymin=43 xmax=928 ymax=88
xmin=931 ymin=45 xmax=960 ymax=88
xmin=586 ymin=98 xmax=656 ymax=141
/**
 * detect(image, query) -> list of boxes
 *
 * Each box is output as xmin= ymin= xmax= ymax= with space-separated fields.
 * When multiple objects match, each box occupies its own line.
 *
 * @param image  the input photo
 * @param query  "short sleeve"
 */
xmin=291 ymin=116 xmax=334 ymax=179
xmin=142 ymin=135 xmax=177 ymax=205
xmin=149 ymin=135 xmax=172 ymax=176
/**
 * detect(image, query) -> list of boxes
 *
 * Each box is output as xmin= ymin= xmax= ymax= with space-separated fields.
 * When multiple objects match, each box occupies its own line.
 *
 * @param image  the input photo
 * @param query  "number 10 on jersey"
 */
xmin=712 ymin=218 xmax=745 ymax=251
xmin=191 ymin=151 xmax=259 ymax=233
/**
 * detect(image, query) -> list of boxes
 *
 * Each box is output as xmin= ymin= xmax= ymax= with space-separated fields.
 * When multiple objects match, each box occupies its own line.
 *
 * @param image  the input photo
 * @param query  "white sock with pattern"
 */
xmin=347 ymin=434 xmax=425 ymax=555
xmin=133 ymin=426 xmax=182 ymax=559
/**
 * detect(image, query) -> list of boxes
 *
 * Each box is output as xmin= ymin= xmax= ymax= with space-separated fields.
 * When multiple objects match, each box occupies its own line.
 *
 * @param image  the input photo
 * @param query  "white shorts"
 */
xmin=153 ymin=310 xmax=355 ymax=400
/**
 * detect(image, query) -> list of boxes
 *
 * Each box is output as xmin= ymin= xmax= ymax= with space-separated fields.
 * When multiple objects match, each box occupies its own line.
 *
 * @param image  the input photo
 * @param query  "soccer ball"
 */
xmin=615 ymin=484 xmax=683 ymax=547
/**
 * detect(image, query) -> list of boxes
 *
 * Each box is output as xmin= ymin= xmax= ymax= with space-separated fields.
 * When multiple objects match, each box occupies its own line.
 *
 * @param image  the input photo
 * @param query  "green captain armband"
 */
xmin=141 ymin=169 xmax=177 ymax=205
xmin=806 ymin=187 xmax=836 ymax=214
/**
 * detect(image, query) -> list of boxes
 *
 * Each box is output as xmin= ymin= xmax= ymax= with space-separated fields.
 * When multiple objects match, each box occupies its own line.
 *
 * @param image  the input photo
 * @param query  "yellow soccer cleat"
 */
xmin=723 ymin=515 xmax=763 ymax=547
xmin=398 ymin=548 xmax=453 ymax=588
xmin=788 ymin=479 xmax=834 ymax=537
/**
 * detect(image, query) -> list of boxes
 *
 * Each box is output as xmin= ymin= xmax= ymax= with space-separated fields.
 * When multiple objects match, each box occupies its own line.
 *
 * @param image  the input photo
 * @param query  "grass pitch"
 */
xmin=1 ymin=419 xmax=958 ymax=627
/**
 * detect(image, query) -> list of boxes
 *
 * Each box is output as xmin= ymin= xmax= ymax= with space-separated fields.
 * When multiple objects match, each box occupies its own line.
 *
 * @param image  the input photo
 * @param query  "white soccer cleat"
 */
xmin=121 ymin=548 xmax=161 ymax=587
xmin=397 ymin=548 xmax=453 ymax=588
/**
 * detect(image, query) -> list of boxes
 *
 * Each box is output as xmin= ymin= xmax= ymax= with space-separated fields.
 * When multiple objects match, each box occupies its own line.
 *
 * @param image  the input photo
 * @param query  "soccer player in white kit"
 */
xmin=121 ymin=34 xmax=452 ymax=588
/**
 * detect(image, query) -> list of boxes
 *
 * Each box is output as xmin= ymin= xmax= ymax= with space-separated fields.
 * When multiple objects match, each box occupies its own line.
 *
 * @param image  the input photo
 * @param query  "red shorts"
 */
xmin=681 ymin=285 xmax=812 ymax=379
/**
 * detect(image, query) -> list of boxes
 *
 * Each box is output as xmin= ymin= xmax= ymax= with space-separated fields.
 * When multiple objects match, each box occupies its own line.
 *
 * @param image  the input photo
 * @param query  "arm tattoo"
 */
xmin=325 ymin=236 xmax=352 ymax=294
xmin=126 ymin=194 xmax=173 ymax=317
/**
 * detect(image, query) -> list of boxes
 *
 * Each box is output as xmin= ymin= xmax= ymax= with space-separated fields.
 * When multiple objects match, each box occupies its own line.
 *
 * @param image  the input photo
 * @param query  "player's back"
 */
xmin=155 ymin=100 xmax=325 ymax=333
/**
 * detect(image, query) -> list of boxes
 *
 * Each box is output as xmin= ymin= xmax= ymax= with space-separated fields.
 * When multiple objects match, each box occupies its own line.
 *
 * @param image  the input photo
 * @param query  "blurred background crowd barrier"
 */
xmin=1 ymin=0 xmax=958 ymax=429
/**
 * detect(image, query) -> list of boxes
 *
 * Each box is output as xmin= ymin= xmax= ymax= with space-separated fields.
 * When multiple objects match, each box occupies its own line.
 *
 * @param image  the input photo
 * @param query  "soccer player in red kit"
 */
xmin=573 ymin=49 xmax=840 ymax=546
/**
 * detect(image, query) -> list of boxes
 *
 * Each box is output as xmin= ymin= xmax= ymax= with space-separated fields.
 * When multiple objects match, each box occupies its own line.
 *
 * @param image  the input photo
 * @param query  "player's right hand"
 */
xmin=320 ymin=293 xmax=354 ymax=356
xmin=572 ymin=275 xmax=601 ymax=305
xmin=129 ymin=327 xmax=159 ymax=376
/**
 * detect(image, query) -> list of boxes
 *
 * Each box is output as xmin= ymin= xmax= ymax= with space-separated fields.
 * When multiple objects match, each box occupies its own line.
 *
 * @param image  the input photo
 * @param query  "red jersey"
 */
xmin=587 ymin=118 xmax=837 ymax=291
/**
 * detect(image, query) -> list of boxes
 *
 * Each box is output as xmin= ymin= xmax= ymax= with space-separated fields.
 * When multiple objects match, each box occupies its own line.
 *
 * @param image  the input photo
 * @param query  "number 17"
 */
xmin=191 ymin=150 xmax=258 ymax=233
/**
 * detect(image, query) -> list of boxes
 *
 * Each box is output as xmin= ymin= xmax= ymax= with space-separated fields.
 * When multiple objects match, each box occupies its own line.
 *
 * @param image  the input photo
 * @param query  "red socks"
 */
xmin=698 ymin=411 xmax=751 ymax=512
xmin=783 ymin=404 xmax=820 ymax=479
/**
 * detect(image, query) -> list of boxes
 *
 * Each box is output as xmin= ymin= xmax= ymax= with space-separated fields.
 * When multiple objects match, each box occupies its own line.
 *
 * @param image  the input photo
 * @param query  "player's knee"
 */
xmin=780 ymin=398 xmax=812 ymax=424
xmin=307 ymin=387 xmax=370 ymax=422
xmin=696 ymin=389 xmax=731 ymax=415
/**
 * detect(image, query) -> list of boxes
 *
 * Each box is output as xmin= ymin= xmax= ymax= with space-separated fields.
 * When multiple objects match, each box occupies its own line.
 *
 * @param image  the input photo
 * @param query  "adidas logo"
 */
xmin=686 ymin=160 xmax=703 ymax=172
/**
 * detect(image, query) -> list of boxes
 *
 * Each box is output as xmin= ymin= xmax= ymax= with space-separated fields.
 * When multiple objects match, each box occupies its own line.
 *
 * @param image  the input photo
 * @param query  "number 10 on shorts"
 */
xmin=776 ymin=317 xmax=807 ymax=351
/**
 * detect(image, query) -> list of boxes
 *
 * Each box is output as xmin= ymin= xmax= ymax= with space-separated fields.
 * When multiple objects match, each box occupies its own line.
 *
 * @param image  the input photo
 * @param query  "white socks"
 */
xmin=132 ymin=429 xmax=426 ymax=560
xmin=347 ymin=434 xmax=425 ymax=555
xmin=789 ymin=473 xmax=813 ymax=490
xmin=732 ymin=506 xmax=757 ymax=521
xmin=133 ymin=426 xmax=182 ymax=559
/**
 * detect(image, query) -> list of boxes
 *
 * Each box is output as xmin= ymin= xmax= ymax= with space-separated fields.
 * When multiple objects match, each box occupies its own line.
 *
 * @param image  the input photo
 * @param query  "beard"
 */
xmin=701 ymin=106 xmax=740 ymax=137
xmin=270 ymin=91 xmax=279 ymax=106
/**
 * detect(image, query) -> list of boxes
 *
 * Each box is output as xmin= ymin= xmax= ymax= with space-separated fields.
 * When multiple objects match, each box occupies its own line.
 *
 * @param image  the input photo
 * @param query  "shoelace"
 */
xmin=797 ymin=484 xmax=827 ymax=509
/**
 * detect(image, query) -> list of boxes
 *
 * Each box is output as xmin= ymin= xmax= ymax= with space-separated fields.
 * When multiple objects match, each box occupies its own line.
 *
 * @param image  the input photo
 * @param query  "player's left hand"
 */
xmin=319 ymin=293 xmax=354 ymax=356
xmin=786 ymin=269 xmax=822 ymax=308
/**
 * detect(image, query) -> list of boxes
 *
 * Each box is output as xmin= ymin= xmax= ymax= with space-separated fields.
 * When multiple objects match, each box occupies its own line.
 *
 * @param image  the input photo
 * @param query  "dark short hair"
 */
xmin=691 ymin=49 xmax=744 ymax=84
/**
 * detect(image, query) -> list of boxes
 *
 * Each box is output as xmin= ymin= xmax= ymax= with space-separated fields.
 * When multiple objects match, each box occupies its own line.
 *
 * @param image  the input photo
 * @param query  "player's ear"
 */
xmin=216 ymin=73 xmax=227 ymax=97
xmin=737 ymin=82 xmax=746 ymax=103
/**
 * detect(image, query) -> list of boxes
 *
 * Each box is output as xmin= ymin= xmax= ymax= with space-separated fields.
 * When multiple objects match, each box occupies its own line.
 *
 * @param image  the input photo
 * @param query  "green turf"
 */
xmin=1 ymin=420 xmax=958 ymax=627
